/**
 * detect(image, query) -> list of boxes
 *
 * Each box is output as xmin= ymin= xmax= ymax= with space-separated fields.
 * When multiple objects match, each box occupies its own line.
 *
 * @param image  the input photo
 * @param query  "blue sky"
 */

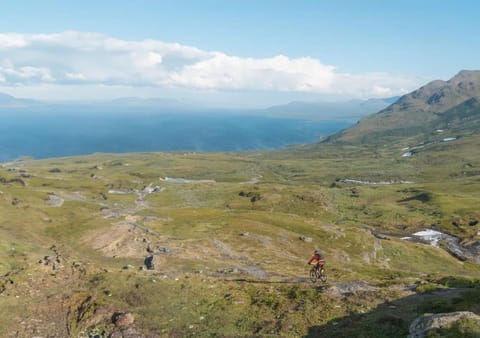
xmin=0 ymin=0 xmax=479 ymax=106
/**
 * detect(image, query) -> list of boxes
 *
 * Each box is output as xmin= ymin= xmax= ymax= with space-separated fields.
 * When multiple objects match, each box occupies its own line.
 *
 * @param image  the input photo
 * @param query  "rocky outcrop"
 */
xmin=0 ymin=176 xmax=26 ymax=186
xmin=410 ymin=229 xmax=480 ymax=263
xmin=441 ymin=236 xmax=480 ymax=263
xmin=144 ymin=255 xmax=155 ymax=270
xmin=327 ymin=281 xmax=377 ymax=298
xmin=408 ymin=311 xmax=480 ymax=338
xmin=38 ymin=245 xmax=63 ymax=270
xmin=109 ymin=312 xmax=143 ymax=338
xmin=238 ymin=190 xmax=262 ymax=203
xmin=45 ymin=193 xmax=64 ymax=207
xmin=112 ymin=312 xmax=135 ymax=328
xmin=299 ymin=236 xmax=312 ymax=242
xmin=140 ymin=184 xmax=163 ymax=195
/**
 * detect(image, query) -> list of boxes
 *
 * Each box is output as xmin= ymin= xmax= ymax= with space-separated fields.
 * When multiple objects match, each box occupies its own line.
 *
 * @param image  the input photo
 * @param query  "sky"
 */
xmin=0 ymin=0 xmax=479 ymax=107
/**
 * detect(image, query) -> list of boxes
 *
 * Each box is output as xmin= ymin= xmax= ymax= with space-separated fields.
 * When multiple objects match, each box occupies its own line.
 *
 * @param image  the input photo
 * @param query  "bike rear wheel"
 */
xmin=309 ymin=268 xmax=317 ymax=283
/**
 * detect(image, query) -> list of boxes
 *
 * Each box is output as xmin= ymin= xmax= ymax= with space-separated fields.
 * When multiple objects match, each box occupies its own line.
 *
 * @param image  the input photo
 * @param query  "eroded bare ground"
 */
xmin=5 ymin=246 xmax=94 ymax=337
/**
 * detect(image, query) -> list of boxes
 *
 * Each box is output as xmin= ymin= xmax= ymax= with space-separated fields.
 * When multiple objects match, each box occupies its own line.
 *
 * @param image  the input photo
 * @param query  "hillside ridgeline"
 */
xmin=329 ymin=70 xmax=480 ymax=144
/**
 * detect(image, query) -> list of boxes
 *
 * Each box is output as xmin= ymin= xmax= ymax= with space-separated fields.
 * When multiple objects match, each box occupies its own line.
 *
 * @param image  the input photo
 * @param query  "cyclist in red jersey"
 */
xmin=307 ymin=249 xmax=325 ymax=273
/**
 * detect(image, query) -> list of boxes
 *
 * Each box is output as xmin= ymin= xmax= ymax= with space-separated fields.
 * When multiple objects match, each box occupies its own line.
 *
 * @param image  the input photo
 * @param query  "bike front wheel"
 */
xmin=309 ymin=268 xmax=317 ymax=283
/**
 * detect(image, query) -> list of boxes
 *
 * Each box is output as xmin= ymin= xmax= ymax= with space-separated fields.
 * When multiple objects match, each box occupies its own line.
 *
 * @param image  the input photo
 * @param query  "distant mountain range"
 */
xmin=266 ymin=97 xmax=399 ymax=121
xmin=0 ymin=93 xmax=39 ymax=108
xmin=0 ymin=95 xmax=195 ymax=113
xmin=329 ymin=70 xmax=480 ymax=144
xmin=6 ymin=68 xmax=480 ymax=148
xmin=0 ymin=92 xmax=396 ymax=122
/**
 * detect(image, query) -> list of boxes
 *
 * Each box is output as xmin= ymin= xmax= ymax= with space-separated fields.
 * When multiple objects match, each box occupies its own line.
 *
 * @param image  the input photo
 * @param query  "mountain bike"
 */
xmin=309 ymin=264 xmax=327 ymax=283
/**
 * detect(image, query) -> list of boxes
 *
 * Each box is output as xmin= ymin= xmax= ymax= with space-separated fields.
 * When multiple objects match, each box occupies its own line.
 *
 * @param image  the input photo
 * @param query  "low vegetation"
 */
xmin=1 ymin=127 xmax=479 ymax=337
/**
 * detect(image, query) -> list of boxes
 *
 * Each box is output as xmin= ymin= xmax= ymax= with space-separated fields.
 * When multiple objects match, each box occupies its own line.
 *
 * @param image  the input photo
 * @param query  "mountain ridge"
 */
xmin=0 ymin=92 xmax=396 ymax=121
xmin=328 ymin=70 xmax=480 ymax=143
xmin=266 ymin=97 xmax=398 ymax=121
xmin=0 ymin=93 xmax=39 ymax=107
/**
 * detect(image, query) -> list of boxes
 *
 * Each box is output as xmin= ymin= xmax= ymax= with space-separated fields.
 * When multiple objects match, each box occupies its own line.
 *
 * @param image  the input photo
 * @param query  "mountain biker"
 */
xmin=307 ymin=249 xmax=325 ymax=273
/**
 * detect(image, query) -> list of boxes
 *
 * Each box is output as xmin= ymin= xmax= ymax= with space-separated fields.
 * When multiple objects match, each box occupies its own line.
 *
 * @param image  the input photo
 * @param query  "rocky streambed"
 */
xmin=410 ymin=229 xmax=480 ymax=263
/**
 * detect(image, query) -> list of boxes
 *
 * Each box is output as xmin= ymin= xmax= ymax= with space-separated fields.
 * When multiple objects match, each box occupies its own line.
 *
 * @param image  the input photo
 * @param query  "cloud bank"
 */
xmin=0 ymin=31 xmax=423 ymax=99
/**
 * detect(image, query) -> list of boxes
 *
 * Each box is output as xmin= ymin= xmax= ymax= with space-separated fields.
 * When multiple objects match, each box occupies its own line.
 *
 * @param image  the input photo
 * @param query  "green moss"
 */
xmin=426 ymin=318 xmax=480 ymax=338
xmin=416 ymin=283 xmax=445 ymax=294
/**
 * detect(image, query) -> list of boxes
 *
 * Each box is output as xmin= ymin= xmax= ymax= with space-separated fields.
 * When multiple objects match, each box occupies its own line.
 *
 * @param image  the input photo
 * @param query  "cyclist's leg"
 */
xmin=318 ymin=264 xmax=325 ymax=275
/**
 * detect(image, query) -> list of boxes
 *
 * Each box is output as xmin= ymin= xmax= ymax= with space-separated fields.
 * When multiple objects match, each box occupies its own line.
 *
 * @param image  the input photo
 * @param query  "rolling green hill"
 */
xmin=1 ymin=73 xmax=480 ymax=337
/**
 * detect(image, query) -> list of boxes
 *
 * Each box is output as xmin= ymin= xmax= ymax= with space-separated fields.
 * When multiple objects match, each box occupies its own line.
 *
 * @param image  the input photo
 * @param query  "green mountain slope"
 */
xmin=329 ymin=70 xmax=480 ymax=144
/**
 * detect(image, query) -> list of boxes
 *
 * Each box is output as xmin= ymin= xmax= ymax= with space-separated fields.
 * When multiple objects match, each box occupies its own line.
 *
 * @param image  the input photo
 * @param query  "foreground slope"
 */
xmin=1 ymin=135 xmax=480 ymax=337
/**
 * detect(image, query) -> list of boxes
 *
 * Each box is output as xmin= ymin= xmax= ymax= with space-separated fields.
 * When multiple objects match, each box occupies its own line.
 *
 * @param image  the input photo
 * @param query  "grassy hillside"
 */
xmin=329 ymin=70 xmax=480 ymax=145
xmin=1 ymin=131 xmax=480 ymax=336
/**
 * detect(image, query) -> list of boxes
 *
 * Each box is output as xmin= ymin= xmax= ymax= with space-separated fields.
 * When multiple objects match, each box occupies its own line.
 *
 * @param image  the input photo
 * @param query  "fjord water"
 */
xmin=0 ymin=112 xmax=350 ymax=161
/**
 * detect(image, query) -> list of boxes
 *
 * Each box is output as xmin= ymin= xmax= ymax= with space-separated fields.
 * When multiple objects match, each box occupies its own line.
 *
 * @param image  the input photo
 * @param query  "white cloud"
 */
xmin=170 ymin=54 xmax=336 ymax=92
xmin=0 ymin=63 xmax=54 ymax=84
xmin=0 ymin=31 xmax=424 ymax=99
xmin=65 ymin=72 xmax=87 ymax=81
xmin=330 ymin=72 xmax=422 ymax=98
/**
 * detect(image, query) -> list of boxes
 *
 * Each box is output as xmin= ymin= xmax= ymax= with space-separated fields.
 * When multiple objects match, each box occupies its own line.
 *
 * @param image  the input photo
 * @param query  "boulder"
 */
xmin=0 ymin=177 xmax=26 ymax=186
xmin=141 ymin=184 xmax=163 ymax=194
xmin=143 ymin=255 xmax=155 ymax=270
xmin=46 ymin=194 xmax=64 ymax=207
xmin=408 ymin=311 xmax=480 ymax=338
xmin=372 ymin=232 xmax=390 ymax=240
xmin=112 ymin=312 xmax=135 ymax=328
xmin=299 ymin=236 xmax=312 ymax=242
xmin=327 ymin=281 xmax=377 ymax=297
xmin=146 ymin=243 xmax=154 ymax=253
xmin=156 ymin=247 xmax=170 ymax=254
